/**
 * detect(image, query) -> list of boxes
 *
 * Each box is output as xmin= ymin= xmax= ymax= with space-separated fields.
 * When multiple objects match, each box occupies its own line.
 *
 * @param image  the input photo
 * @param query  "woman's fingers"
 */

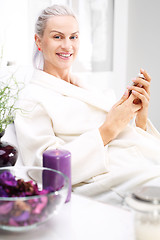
xmin=140 ymin=68 xmax=151 ymax=82
xmin=131 ymin=78 xmax=150 ymax=92
xmin=128 ymin=69 xmax=151 ymax=97
xmin=112 ymin=90 xmax=129 ymax=108
xmin=131 ymin=90 xmax=149 ymax=107
xmin=127 ymin=84 xmax=150 ymax=101
xmin=127 ymin=94 xmax=142 ymax=110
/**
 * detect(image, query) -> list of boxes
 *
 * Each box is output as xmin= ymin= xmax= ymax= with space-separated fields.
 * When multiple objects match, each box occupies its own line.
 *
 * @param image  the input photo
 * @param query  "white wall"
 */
xmin=126 ymin=0 xmax=160 ymax=130
xmin=0 ymin=0 xmax=29 ymax=66
xmin=112 ymin=0 xmax=129 ymax=98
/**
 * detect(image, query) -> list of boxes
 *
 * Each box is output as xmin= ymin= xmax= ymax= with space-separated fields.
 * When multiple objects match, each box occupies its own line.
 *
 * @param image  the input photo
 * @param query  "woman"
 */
xmin=15 ymin=4 xmax=160 ymax=203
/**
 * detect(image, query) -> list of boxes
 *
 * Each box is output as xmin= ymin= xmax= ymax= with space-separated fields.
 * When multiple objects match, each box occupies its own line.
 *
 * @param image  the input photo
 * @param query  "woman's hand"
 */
xmin=127 ymin=69 xmax=151 ymax=130
xmin=99 ymin=93 xmax=142 ymax=146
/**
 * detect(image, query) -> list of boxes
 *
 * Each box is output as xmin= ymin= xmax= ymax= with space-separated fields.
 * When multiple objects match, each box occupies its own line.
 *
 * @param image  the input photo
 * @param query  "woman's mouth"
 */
xmin=56 ymin=53 xmax=72 ymax=60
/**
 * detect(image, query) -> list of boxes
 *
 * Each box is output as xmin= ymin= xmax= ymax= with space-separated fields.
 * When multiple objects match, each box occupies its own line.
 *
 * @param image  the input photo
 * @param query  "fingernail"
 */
xmin=140 ymin=68 xmax=144 ymax=73
xmin=132 ymin=90 xmax=136 ymax=94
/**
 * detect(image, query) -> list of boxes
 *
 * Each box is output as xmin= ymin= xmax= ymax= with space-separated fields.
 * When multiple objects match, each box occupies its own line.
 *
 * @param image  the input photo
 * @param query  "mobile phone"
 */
xmin=129 ymin=73 xmax=145 ymax=96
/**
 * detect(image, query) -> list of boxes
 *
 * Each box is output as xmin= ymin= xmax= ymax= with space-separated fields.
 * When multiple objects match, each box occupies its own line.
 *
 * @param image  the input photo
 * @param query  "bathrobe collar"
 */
xmin=31 ymin=69 xmax=115 ymax=112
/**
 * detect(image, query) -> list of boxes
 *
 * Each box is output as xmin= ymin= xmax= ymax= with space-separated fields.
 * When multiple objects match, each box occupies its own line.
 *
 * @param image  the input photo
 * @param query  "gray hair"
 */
xmin=33 ymin=4 xmax=78 ymax=69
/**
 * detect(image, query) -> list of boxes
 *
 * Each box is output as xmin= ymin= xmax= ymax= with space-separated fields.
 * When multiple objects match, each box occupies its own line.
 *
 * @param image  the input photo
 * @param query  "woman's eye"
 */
xmin=70 ymin=35 xmax=78 ymax=40
xmin=54 ymin=35 xmax=61 ymax=39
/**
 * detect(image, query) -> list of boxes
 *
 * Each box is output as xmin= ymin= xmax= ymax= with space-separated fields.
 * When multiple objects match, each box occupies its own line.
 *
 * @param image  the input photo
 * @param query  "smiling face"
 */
xmin=35 ymin=15 xmax=79 ymax=77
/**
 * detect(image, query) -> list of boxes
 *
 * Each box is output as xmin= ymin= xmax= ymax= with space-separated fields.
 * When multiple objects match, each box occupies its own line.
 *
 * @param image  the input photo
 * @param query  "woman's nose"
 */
xmin=61 ymin=39 xmax=72 ymax=51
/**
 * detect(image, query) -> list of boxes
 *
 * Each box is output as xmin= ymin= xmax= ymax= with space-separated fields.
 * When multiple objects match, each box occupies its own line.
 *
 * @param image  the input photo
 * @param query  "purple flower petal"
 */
xmin=13 ymin=211 xmax=30 ymax=222
xmin=0 ymin=171 xmax=54 ymax=197
xmin=0 ymin=171 xmax=17 ymax=187
xmin=0 ymin=202 xmax=13 ymax=215
xmin=9 ymin=218 xmax=19 ymax=226
xmin=32 ymin=197 xmax=48 ymax=214
xmin=37 ymin=189 xmax=49 ymax=195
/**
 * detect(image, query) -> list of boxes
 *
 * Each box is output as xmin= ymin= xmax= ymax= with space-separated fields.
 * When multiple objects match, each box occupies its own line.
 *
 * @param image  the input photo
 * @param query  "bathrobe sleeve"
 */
xmin=131 ymin=117 xmax=160 ymax=140
xmin=15 ymin=102 xmax=108 ymax=185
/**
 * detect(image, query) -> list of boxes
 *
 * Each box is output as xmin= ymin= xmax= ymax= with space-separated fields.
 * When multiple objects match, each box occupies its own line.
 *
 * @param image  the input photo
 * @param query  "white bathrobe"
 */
xmin=15 ymin=69 xmax=160 ymax=202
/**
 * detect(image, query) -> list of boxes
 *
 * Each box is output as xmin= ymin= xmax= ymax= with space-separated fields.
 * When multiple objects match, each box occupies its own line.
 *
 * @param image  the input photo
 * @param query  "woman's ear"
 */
xmin=35 ymin=34 xmax=42 ymax=51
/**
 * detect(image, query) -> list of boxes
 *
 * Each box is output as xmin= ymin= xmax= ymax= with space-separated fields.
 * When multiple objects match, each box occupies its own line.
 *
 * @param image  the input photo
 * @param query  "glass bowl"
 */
xmin=0 ymin=166 xmax=69 ymax=232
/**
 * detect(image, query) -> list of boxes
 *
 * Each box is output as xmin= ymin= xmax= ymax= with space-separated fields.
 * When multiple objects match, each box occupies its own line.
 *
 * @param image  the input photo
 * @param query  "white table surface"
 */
xmin=0 ymin=193 xmax=135 ymax=240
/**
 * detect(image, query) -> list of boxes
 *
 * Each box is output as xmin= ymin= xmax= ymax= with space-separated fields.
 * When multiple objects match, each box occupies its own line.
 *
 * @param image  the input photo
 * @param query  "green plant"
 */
xmin=0 ymin=73 xmax=22 ymax=133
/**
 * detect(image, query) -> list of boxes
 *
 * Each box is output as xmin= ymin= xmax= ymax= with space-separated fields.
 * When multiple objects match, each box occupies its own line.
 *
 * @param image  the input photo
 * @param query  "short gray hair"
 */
xmin=33 ymin=4 xmax=78 ymax=69
xmin=35 ymin=4 xmax=77 ymax=37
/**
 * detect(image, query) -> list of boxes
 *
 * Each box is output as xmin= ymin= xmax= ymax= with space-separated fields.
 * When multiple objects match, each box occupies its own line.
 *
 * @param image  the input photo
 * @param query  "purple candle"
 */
xmin=43 ymin=149 xmax=71 ymax=203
